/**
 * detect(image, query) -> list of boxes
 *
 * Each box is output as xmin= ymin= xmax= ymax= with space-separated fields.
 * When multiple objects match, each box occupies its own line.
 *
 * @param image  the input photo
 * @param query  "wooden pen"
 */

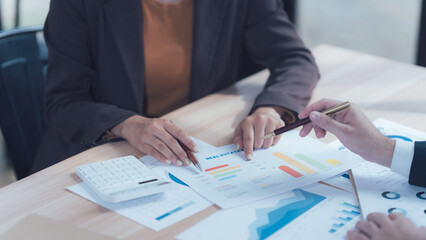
xmin=177 ymin=139 xmax=202 ymax=172
xmin=263 ymin=101 xmax=351 ymax=139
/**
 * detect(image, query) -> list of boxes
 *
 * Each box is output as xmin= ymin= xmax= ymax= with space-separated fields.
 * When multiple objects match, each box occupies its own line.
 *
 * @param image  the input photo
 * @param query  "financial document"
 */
xmin=330 ymin=118 xmax=426 ymax=226
xmin=177 ymin=183 xmax=360 ymax=240
xmin=322 ymin=171 xmax=354 ymax=193
xmin=352 ymin=162 xmax=426 ymax=226
xmin=141 ymin=131 xmax=361 ymax=209
xmin=67 ymin=182 xmax=211 ymax=231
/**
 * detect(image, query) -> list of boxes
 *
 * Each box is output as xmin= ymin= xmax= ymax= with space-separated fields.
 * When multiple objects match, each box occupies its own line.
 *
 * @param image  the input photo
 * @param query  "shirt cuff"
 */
xmin=390 ymin=139 xmax=415 ymax=178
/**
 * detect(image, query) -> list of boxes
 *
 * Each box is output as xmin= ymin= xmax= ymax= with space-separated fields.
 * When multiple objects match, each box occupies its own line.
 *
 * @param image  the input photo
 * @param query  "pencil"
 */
xmin=263 ymin=101 xmax=351 ymax=139
xmin=177 ymin=139 xmax=202 ymax=172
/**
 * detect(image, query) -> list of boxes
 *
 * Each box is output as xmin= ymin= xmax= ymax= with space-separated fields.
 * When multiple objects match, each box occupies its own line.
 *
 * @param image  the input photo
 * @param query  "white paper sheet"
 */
xmin=330 ymin=118 xmax=426 ymax=226
xmin=141 ymin=131 xmax=361 ymax=209
xmin=177 ymin=183 xmax=360 ymax=240
xmin=322 ymin=171 xmax=354 ymax=193
xmin=352 ymin=162 xmax=426 ymax=226
xmin=67 ymin=182 xmax=211 ymax=231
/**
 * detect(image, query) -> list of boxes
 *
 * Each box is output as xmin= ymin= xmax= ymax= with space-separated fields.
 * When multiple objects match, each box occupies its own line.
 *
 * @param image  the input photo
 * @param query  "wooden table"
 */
xmin=1 ymin=45 xmax=426 ymax=239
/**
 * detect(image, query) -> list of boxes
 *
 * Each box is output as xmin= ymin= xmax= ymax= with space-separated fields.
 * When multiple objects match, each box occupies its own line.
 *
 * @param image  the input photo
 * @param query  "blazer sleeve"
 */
xmin=244 ymin=0 xmax=320 ymax=113
xmin=44 ymin=0 xmax=137 ymax=147
xmin=409 ymin=141 xmax=426 ymax=187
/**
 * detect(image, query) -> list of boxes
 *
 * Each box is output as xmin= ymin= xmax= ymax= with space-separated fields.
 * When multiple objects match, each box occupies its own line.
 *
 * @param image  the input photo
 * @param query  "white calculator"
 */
xmin=76 ymin=156 xmax=173 ymax=203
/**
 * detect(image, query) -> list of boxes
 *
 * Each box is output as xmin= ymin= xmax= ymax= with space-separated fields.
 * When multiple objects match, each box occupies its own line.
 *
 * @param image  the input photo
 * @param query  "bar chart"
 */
xmin=273 ymin=152 xmax=315 ymax=174
xmin=205 ymin=165 xmax=242 ymax=181
xmin=177 ymin=184 xmax=359 ymax=240
xmin=329 ymin=202 xmax=360 ymax=234
xmin=273 ymin=152 xmax=343 ymax=179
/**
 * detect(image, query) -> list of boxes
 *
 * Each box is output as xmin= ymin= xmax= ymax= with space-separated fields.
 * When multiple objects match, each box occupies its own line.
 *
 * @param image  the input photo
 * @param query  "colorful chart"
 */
xmin=177 ymin=183 xmax=361 ymax=240
xmin=205 ymin=165 xmax=242 ymax=181
xmin=273 ymin=152 xmax=344 ymax=178
xmin=381 ymin=191 xmax=401 ymax=200
xmin=273 ymin=152 xmax=316 ymax=174
xmin=248 ymin=189 xmax=326 ymax=240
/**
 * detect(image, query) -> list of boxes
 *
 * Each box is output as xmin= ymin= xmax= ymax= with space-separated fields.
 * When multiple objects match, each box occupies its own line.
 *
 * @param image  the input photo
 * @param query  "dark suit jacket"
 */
xmin=410 ymin=141 xmax=426 ymax=187
xmin=32 ymin=0 xmax=319 ymax=173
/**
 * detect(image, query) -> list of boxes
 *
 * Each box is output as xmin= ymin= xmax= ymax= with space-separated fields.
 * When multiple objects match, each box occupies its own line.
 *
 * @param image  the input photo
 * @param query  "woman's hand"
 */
xmin=298 ymin=99 xmax=395 ymax=167
xmin=234 ymin=107 xmax=285 ymax=160
xmin=111 ymin=115 xmax=198 ymax=166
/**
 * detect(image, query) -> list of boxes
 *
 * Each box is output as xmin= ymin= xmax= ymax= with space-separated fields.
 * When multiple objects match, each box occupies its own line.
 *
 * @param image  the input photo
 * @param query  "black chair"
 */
xmin=0 ymin=25 xmax=47 ymax=179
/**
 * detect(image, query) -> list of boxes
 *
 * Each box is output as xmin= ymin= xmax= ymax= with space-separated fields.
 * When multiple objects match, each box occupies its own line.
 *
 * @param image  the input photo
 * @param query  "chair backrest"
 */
xmin=0 ymin=26 xmax=46 ymax=179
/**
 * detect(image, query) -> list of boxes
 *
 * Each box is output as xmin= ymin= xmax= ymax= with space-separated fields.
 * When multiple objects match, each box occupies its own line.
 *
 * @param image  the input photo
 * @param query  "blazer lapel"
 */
xmin=104 ymin=0 xmax=144 ymax=112
xmin=190 ymin=0 xmax=230 ymax=101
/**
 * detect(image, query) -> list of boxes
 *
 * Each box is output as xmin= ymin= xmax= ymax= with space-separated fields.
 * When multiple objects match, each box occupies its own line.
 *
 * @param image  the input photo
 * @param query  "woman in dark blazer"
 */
xmin=32 ymin=0 xmax=319 ymax=172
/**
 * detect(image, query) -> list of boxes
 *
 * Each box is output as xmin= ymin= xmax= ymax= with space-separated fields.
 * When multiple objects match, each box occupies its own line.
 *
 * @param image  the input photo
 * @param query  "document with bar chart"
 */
xmin=142 ymin=131 xmax=361 ymax=209
xmin=67 ymin=182 xmax=211 ymax=231
xmin=177 ymin=183 xmax=360 ymax=240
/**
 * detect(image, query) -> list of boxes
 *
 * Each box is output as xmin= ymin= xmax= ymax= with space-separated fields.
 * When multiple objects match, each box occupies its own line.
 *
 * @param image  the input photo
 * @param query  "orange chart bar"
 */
xmin=279 ymin=166 xmax=303 ymax=178
xmin=273 ymin=152 xmax=316 ymax=174
xmin=209 ymin=166 xmax=241 ymax=175
xmin=204 ymin=164 xmax=229 ymax=172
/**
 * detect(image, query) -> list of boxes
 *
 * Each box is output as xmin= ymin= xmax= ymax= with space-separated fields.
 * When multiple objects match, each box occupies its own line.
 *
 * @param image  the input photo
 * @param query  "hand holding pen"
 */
xmin=298 ymin=99 xmax=395 ymax=168
xmin=263 ymin=101 xmax=351 ymax=139
xmin=110 ymin=116 xmax=199 ymax=167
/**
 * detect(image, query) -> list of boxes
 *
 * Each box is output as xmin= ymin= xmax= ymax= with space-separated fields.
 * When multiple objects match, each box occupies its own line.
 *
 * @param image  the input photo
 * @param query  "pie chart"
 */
xmin=381 ymin=191 xmax=401 ymax=200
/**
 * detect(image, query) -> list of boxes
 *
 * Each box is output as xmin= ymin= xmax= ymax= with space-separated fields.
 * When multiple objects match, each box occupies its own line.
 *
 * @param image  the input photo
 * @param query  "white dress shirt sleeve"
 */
xmin=390 ymin=139 xmax=415 ymax=178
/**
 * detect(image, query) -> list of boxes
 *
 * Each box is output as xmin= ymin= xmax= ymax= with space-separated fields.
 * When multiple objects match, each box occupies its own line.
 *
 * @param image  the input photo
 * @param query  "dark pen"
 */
xmin=176 ymin=139 xmax=202 ymax=172
xmin=263 ymin=101 xmax=351 ymax=139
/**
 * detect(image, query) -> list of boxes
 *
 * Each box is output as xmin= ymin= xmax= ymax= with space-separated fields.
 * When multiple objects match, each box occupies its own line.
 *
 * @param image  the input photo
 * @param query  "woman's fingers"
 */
xmin=153 ymin=127 xmax=190 ymax=165
xmin=233 ymin=125 xmax=243 ymax=150
xmin=253 ymin=116 xmax=266 ymax=149
xmin=235 ymin=107 xmax=286 ymax=160
xmin=142 ymin=143 xmax=170 ymax=165
xmin=242 ymin=120 xmax=255 ymax=160
xmin=164 ymin=120 xmax=198 ymax=153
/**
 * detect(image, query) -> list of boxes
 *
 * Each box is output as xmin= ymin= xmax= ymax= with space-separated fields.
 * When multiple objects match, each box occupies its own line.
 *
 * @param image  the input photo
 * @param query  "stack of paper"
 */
xmin=68 ymin=119 xmax=426 ymax=237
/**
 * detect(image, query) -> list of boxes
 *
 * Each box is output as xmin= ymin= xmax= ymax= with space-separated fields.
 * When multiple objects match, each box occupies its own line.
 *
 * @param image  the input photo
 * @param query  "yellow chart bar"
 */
xmin=209 ymin=166 xmax=241 ymax=175
xmin=273 ymin=152 xmax=316 ymax=174
xmin=327 ymin=159 xmax=341 ymax=165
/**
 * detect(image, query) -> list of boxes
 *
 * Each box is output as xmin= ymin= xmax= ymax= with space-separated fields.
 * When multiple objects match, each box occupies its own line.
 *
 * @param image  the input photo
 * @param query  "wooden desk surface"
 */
xmin=1 ymin=45 xmax=426 ymax=239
